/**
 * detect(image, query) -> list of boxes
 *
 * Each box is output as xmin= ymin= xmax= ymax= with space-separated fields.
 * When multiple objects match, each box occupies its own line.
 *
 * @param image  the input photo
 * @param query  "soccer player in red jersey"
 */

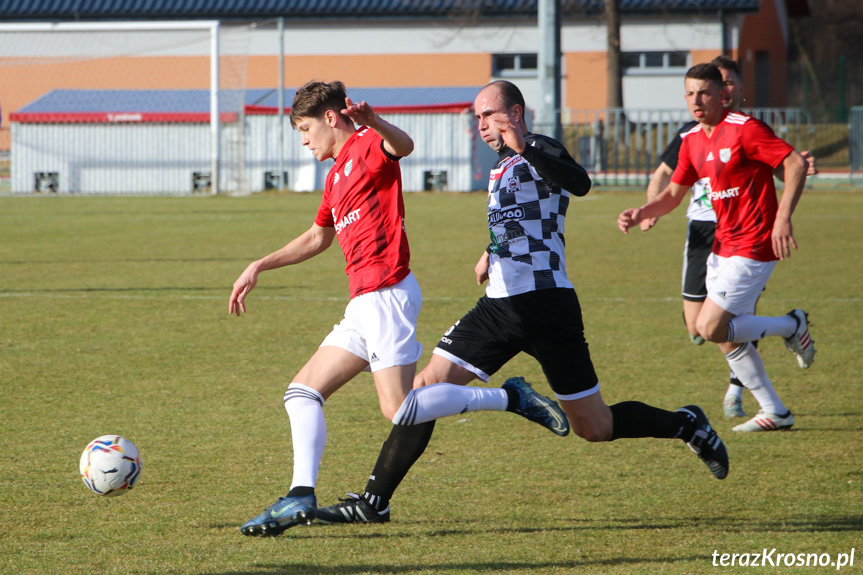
xmin=228 ymin=81 xmax=566 ymax=536
xmin=618 ymin=63 xmax=816 ymax=433
xmin=640 ymin=56 xmax=818 ymax=419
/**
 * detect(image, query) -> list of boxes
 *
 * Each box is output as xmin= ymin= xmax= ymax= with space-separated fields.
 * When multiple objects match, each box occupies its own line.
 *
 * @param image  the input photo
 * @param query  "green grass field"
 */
xmin=1 ymin=190 xmax=861 ymax=574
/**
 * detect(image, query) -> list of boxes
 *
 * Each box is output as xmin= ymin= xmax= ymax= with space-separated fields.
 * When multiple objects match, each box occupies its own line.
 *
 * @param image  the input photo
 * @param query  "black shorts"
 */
xmin=682 ymin=219 xmax=715 ymax=302
xmin=433 ymin=288 xmax=598 ymax=398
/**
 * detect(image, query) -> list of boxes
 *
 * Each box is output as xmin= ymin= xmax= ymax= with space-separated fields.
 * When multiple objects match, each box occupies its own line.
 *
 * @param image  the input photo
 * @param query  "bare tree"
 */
xmin=605 ymin=0 xmax=623 ymax=109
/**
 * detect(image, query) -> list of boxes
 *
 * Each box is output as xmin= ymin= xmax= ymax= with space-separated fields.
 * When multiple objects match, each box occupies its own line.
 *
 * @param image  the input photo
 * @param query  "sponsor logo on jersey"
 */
xmin=490 ymin=155 xmax=524 ymax=180
xmin=709 ymin=187 xmax=740 ymax=201
xmin=494 ymin=229 xmax=526 ymax=246
xmin=333 ymin=208 xmax=362 ymax=234
xmin=345 ymin=159 xmax=353 ymax=177
xmin=719 ymin=148 xmax=732 ymax=163
xmin=488 ymin=206 xmax=525 ymax=225
xmin=334 ymin=173 xmax=340 ymax=185
xmin=706 ymin=151 xmax=714 ymax=162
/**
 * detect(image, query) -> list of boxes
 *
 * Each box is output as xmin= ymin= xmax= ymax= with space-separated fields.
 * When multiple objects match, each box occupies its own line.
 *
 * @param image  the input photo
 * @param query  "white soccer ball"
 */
xmin=79 ymin=435 xmax=142 ymax=497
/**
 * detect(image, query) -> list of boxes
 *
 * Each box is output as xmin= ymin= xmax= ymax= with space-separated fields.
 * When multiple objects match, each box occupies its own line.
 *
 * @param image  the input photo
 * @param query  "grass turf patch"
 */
xmin=1 ymin=190 xmax=861 ymax=574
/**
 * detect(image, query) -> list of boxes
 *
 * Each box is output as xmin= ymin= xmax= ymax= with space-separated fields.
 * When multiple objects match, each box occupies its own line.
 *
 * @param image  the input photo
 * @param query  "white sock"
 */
xmin=284 ymin=383 xmax=326 ymax=490
xmin=727 ymin=314 xmax=796 ymax=343
xmin=392 ymin=383 xmax=508 ymax=425
xmin=725 ymin=343 xmax=788 ymax=415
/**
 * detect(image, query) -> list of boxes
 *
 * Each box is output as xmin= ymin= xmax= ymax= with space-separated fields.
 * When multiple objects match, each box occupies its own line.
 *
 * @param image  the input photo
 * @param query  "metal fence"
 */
xmin=559 ymin=108 xmax=817 ymax=188
xmin=5 ymin=106 xmax=855 ymax=194
xmin=851 ymin=107 xmax=863 ymax=179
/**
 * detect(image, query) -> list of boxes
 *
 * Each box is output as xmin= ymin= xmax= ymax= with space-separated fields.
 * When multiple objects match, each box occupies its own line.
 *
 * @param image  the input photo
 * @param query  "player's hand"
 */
xmin=342 ymin=98 xmax=378 ymax=127
xmin=771 ymin=218 xmax=797 ymax=260
xmin=475 ymin=251 xmax=490 ymax=285
xmin=490 ymin=112 xmax=526 ymax=154
xmin=617 ymin=208 xmax=642 ymax=234
xmin=801 ymin=150 xmax=819 ymax=176
xmin=229 ymin=264 xmax=259 ymax=316
xmin=639 ymin=216 xmax=659 ymax=232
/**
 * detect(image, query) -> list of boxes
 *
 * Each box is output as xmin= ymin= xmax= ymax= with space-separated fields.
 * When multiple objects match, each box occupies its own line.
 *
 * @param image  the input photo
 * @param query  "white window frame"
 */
xmin=623 ymin=51 xmax=689 ymax=76
xmin=492 ymin=53 xmax=538 ymax=78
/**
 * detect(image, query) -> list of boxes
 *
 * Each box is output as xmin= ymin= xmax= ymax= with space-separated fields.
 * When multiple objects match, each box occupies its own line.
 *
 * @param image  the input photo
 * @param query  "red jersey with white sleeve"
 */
xmin=672 ymin=110 xmax=794 ymax=262
xmin=315 ymin=126 xmax=411 ymax=298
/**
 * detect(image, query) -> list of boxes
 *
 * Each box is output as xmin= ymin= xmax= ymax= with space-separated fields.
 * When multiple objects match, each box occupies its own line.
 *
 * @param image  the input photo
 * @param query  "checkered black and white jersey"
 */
xmin=485 ymin=134 xmax=590 ymax=298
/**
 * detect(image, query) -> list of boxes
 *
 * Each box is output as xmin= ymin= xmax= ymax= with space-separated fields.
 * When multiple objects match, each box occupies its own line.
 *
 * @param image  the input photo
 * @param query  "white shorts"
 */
xmin=705 ymin=253 xmax=776 ymax=316
xmin=320 ymin=272 xmax=423 ymax=372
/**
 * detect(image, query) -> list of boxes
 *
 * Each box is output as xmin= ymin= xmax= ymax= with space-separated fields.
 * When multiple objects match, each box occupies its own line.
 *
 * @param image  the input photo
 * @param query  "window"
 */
xmin=492 ymin=53 xmax=538 ymax=77
xmin=623 ymin=51 xmax=689 ymax=74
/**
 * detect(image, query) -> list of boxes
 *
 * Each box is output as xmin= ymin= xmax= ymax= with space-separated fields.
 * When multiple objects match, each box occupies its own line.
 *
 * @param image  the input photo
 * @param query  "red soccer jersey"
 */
xmin=672 ymin=111 xmax=794 ymax=262
xmin=315 ymin=127 xmax=411 ymax=298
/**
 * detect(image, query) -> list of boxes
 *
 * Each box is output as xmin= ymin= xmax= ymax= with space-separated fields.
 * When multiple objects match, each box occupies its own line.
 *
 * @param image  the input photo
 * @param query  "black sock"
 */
xmin=609 ymin=401 xmax=693 ymax=441
xmin=363 ymin=421 xmax=435 ymax=510
xmin=504 ymin=386 xmax=519 ymax=411
xmin=287 ymin=486 xmax=315 ymax=498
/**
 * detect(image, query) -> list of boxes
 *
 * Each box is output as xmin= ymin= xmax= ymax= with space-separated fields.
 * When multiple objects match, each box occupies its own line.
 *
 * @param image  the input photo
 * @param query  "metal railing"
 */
xmin=558 ymin=108 xmax=816 ymax=187
xmin=851 ymin=107 xmax=863 ymax=179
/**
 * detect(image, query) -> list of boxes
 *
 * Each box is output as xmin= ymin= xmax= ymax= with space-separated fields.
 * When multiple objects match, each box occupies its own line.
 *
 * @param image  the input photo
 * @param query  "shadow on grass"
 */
xmin=0 ymin=285 xmax=305 ymax=295
xmin=2 ymin=286 xmax=225 ymax=293
xmin=210 ymin=512 xmax=863 ymax=539
xmin=206 ymin=555 xmax=701 ymax=575
xmin=1 ymin=257 xmax=243 ymax=265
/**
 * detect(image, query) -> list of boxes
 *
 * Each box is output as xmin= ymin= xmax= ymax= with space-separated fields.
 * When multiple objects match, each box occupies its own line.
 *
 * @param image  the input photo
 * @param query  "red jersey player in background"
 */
xmin=229 ymin=81 xmax=566 ymax=537
xmin=618 ymin=63 xmax=816 ymax=433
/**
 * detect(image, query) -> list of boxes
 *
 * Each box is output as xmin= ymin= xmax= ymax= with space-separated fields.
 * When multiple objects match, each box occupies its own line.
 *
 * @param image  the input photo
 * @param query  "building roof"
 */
xmin=0 ymin=0 xmax=761 ymax=21
xmin=249 ymin=86 xmax=478 ymax=114
xmin=11 ymin=87 xmax=480 ymax=123
xmin=10 ymin=89 xmax=270 ymax=123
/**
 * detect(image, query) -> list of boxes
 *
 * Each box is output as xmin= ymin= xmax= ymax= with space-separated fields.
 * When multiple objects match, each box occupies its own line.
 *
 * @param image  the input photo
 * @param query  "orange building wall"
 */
xmin=691 ymin=49 xmax=724 ymax=67
xmin=739 ymin=0 xmax=788 ymax=106
xmin=563 ymin=52 xmax=608 ymax=110
xmin=0 ymin=53 xmax=492 ymax=150
xmin=246 ymin=53 xmax=491 ymax=88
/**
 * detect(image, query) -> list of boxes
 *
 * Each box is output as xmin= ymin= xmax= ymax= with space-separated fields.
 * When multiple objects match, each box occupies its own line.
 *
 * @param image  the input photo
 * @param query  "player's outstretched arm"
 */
xmin=618 ymin=182 xmax=688 ymax=235
xmin=641 ymin=162 xmax=674 ymax=231
xmin=772 ymin=150 xmax=808 ymax=260
xmin=228 ymin=224 xmax=335 ymax=316
xmin=342 ymin=98 xmax=414 ymax=157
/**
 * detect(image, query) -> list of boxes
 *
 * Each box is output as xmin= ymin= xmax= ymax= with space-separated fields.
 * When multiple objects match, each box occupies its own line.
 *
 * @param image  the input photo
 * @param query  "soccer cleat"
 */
xmin=503 ymin=377 xmax=570 ymax=436
xmin=784 ymin=309 xmax=815 ymax=369
xmin=315 ymin=493 xmax=390 ymax=524
xmin=240 ymin=494 xmax=316 ymax=537
xmin=732 ymin=410 xmax=794 ymax=432
xmin=689 ymin=333 xmax=706 ymax=346
xmin=678 ymin=405 xmax=729 ymax=480
xmin=723 ymin=395 xmax=746 ymax=418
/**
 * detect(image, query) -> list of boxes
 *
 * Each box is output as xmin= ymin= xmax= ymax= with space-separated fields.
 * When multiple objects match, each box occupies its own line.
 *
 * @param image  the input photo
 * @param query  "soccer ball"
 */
xmin=79 ymin=435 xmax=142 ymax=497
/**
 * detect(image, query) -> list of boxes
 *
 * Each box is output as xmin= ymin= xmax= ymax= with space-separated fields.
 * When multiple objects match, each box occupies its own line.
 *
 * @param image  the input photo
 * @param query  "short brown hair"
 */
xmin=290 ymin=80 xmax=349 ymax=128
xmin=685 ymin=63 xmax=724 ymax=88
xmin=711 ymin=55 xmax=741 ymax=79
